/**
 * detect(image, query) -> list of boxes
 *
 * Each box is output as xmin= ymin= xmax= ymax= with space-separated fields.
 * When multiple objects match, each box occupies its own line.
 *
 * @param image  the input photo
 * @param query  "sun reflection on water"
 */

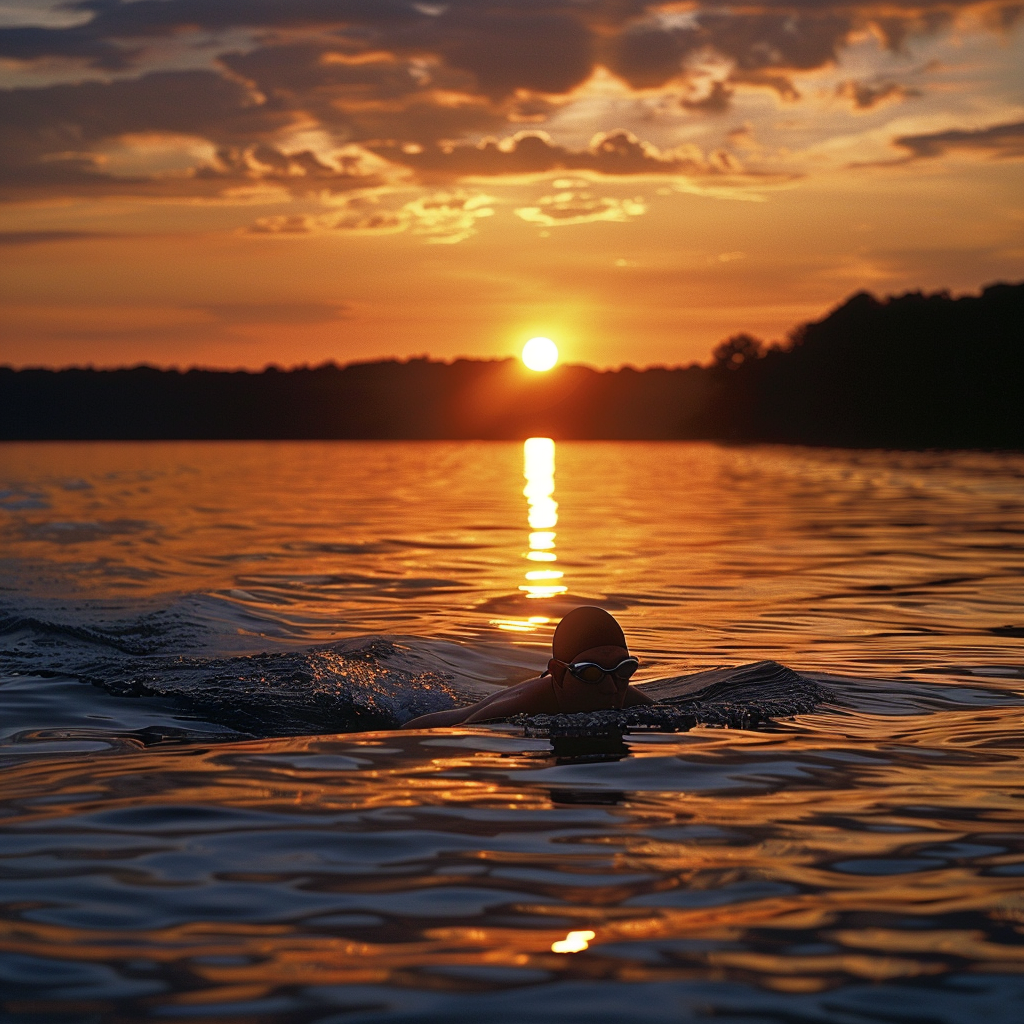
xmin=521 ymin=438 xmax=567 ymax=600
xmin=551 ymin=930 xmax=596 ymax=953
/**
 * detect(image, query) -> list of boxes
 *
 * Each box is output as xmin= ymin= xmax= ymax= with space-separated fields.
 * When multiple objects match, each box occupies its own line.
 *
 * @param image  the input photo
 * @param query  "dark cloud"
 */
xmin=218 ymin=43 xmax=433 ymax=101
xmin=729 ymin=69 xmax=801 ymax=101
xmin=984 ymin=2 xmax=1024 ymax=30
xmin=0 ymin=69 xmax=268 ymax=141
xmin=836 ymin=79 xmax=921 ymax=109
xmin=611 ymin=25 xmax=698 ymax=91
xmin=370 ymin=129 xmax=719 ymax=179
xmin=0 ymin=0 xmax=603 ymax=90
xmin=0 ymin=24 xmax=136 ymax=69
xmin=894 ymin=120 xmax=1024 ymax=159
xmin=0 ymin=230 xmax=117 ymax=245
xmin=706 ymin=12 xmax=853 ymax=72
xmin=220 ymin=42 xmax=505 ymax=146
xmin=5 ymin=0 xmax=414 ymax=48
xmin=418 ymin=10 xmax=594 ymax=100
xmin=0 ymin=0 xmax=1010 ymax=200
xmin=607 ymin=10 xmax=859 ymax=99
xmin=0 ymin=1 xmax=990 ymax=91
xmin=0 ymin=68 xmax=275 ymax=191
xmin=0 ymin=68 xmax=385 ymax=197
xmin=681 ymin=81 xmax=734 ymax=114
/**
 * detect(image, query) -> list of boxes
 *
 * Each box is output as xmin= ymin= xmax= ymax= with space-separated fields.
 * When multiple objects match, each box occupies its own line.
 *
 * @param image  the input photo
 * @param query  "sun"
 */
xmin=522 ymin=337 xmax=558 ymax=372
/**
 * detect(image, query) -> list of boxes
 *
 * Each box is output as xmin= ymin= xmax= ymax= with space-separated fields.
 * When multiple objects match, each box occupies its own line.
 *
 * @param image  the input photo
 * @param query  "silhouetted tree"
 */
xmin=712 ymin=334 xmax=764 ymax=370
xmin=2 ymin=282 xmax=1021 ymax=448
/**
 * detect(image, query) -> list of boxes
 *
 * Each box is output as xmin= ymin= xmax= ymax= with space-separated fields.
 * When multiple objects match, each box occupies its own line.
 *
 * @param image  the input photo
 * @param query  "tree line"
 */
xmin=1 ymin=282 xmax=1021 ymax=448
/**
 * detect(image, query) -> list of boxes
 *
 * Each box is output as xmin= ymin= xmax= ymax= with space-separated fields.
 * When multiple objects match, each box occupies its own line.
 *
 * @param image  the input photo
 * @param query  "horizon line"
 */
xmin=0 ymin=355 xmax=709 ymax=375
xmin=3 ymin=278 xmax=1017 ymax=377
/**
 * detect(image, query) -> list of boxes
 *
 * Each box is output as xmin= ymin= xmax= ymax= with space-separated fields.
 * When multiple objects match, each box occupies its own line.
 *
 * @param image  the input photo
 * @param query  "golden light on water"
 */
xmin=521 ymin=438 xmax=567 ymax=599
xmin=6 ymin=444 xmax=1024 ymax=1012
xmin=521 ymin=337 xmax=558 ymax=372
xmin=552 ymin=930 xmax=596 ymax=953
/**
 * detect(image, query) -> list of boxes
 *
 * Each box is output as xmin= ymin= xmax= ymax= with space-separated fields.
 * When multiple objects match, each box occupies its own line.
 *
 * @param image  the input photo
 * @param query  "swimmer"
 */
xmin=402 ymin=606 xmax=653 ymax=728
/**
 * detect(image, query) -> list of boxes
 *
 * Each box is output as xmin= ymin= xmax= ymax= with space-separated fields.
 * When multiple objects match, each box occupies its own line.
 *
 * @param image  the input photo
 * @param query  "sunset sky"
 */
xmin=0 ymin=0 xmax=1021 ymax=369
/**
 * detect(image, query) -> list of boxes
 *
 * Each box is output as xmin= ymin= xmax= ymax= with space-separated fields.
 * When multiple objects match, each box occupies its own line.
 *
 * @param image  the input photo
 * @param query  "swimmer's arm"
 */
xmin=401 ymin=706 xmax=476 ymax=729
xmin=403 ymin=693 xmax=527 ymax=729
xmin=623 ymin=685 xmax=655 ymax=706
xmin=402 ymin=675 xmax=545 ymax=729
xmin=466 ymin=684 xmax=651 ymax=720
xmin=462 ymin=691 xmax=540 ymax=723
xmin=462 ymin=674 xmax=557 ymax=723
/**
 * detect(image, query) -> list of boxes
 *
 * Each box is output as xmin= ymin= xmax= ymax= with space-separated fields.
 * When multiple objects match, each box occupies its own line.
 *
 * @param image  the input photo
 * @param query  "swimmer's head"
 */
xmin=552 ymin=605 xmax=626 ymax=663
xmin=548 ymin=606 xmax=632 ymax=712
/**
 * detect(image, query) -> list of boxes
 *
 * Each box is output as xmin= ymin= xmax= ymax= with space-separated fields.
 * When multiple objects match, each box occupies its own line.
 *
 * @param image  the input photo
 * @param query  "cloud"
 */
xmin=0 ymin=0 xmax=1014 ymax=204
xmin=247 ymin=214 xmax=320 ymax=234
xmin=398 ymin=190 xmax=495 ymax=241
xmin=0 ymin=22 xmax=135 ymax=67
xmin=0 ymin=229 xmax=117 ymax=244
xmin=515 ymin=190 xmax=646 ymax=227
xmin=371 ymin=129 xmax=728 ymax=180
xmin=419 ymin=10 xmax=595 ymax=101
xmin=1 ymin=3 xmax=598 ymax=99
xmin=0 ymin=2 xmax=94 ymax=29
xmin=0 ymin=70 xmax=278 ymax=194
xmin=217 ymin=41 xmax=506 ymax=146
xmin=681 ymin=80 xmax=734 ymax=114
xmin=0 ymin=68 xmax=391 ymax=198
xmin=893 ymin=120 xmax=1024 ymax=159
xmin=607 ymin=9 xmax=864 ymax=100
xmin=836 ymin=79 xmax=921 ymax=110
xmin=250 ymin=189 xmax=496 ymax=242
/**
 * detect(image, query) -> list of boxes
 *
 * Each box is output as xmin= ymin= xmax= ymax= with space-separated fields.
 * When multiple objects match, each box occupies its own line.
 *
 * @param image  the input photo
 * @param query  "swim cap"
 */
xmin=552 ymin=606 xmax=627 ymax=662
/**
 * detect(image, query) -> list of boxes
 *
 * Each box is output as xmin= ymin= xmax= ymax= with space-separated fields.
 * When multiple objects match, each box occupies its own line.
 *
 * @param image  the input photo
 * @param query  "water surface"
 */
xmin=1 ymin=441 xmax=1022 ymax=1022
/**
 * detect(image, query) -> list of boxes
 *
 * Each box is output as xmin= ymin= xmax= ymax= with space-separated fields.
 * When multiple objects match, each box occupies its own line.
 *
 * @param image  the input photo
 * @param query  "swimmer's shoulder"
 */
xmin=463 ymin=674 xmax=558 ymax=723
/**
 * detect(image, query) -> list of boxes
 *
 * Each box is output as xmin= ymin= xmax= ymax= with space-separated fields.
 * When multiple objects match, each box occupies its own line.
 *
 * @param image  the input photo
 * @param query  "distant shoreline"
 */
xmin=3 ymin=283 xmax=1021 ymax=449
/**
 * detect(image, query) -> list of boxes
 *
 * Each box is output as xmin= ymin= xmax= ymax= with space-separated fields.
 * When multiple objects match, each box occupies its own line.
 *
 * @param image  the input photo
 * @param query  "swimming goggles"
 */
xmin=552 ymin=656 xmax=639 ymax=684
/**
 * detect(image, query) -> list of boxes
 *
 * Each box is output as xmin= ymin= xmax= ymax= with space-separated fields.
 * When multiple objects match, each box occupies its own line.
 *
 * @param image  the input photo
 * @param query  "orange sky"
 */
xmin=0 ymin=0 xmax=1022 ymax=369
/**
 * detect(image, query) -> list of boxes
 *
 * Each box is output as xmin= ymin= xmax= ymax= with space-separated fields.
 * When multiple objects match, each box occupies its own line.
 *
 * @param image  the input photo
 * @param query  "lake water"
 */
xmin=1 ymin=440 xmax=1023 ymax=1023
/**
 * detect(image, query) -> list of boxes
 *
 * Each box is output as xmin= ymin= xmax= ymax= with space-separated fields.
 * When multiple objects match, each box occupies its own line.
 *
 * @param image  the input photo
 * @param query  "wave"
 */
xmin=84 ymin=637 xmax=476 ymax=735
xmin=0 ymin=613 xmax=166 ymax=656
xmin=2 ymin=606 xmax=834 ymax=738
xmin=515 ymin=662 xmax=836 ymax=738
xmin=3 ymin=600 xmax=1021 ymax=747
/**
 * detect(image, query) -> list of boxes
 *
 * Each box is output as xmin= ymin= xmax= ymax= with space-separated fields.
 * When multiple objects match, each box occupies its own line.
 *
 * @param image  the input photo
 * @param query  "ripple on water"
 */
xmin=2 ymin=442 xmax=1024 ymax=1021
xmin=0 ymin=721 xmax=1022 ymax=1021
